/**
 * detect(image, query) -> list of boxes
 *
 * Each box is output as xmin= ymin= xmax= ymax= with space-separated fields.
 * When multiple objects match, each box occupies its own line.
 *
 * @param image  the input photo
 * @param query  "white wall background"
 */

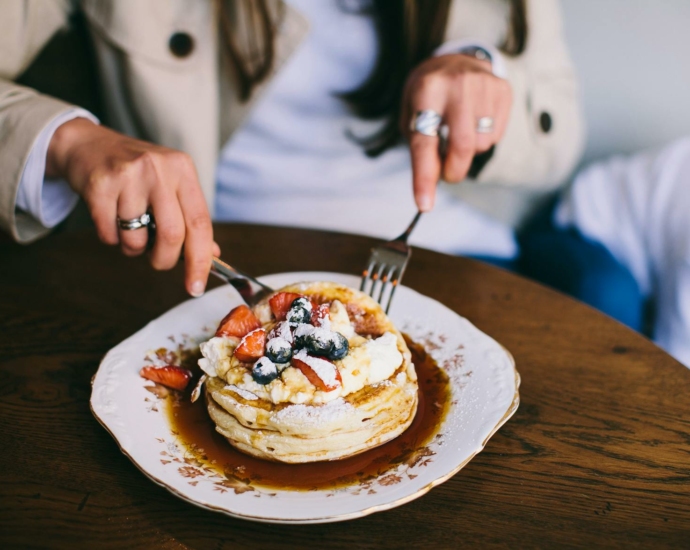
xmin=561 ymin=0 xmax=690 ymax=165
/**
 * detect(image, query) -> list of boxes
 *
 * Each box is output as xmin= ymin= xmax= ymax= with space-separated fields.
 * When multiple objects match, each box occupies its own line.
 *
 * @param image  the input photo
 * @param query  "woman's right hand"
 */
xmin=46 ymin=118 xmax=218 ymax=297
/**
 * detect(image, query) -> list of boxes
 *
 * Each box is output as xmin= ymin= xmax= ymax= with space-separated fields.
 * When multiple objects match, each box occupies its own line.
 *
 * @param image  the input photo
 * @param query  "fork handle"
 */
xmin=394 ymin=211 xmax=423 ymax=243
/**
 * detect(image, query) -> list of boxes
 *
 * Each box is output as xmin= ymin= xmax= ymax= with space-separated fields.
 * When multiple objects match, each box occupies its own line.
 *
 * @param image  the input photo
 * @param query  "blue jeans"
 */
xmin=472 ymin=222 xmax=645 ymax=333
xmin=517 ymin=228 xmax=644 ymax=331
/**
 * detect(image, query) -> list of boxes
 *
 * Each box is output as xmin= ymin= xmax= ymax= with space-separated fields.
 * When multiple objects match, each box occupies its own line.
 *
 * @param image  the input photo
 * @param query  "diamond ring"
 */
xmin=117 ymin=212 xmax=153 ymax=231
xmin=476 ymin=116 xmax=495 ymax=134
xmin=410 ymin=110 xmax=443 ymax=137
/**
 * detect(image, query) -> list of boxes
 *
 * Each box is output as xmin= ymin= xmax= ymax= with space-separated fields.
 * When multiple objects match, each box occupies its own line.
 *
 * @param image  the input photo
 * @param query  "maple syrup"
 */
xmin=166 ymin=336 xmax=451 ymax=491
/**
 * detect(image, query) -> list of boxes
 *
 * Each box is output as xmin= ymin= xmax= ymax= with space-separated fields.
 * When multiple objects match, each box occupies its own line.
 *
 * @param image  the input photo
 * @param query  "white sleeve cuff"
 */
xmin=433 ymin=39 xmax=508 ymax=80
xmin=15 ymin=109 xmax=100 ymax=228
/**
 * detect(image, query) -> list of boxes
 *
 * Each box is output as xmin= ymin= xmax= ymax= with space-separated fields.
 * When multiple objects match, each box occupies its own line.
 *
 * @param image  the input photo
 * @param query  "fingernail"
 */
xmin=190 ymin=280 xmax=205 ymax=297
xmin=418 ymin=195 xmax=433 ymax=212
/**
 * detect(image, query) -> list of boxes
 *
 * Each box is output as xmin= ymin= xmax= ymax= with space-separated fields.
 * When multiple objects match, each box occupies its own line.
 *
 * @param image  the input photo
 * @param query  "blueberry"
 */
xmin=293 ymin=334 xmax=307 ymax=350
xmin=275 ymin=362 xmax=290 ymax=374
xmin=292 ymin=296 xmax=313 ymax=310
xmin=306 ymin=333 xmax=334 ymax=356
xmin=293 ymin=323 xmax=313 ymax=349
xmin=265 ymin=337 xmax=293 ymax=363
xmin=328 ymin=332 xmax=349 ymax=360
xmin=286 ymin=297 xmax=312 ymax=324
xmin=251 ymin=357 xmax=278 ymax=385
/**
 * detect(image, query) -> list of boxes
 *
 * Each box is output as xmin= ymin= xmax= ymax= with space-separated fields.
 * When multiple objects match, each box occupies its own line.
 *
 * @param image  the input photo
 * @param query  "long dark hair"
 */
xmin=219 ymin=0 xmax=527 ymax=156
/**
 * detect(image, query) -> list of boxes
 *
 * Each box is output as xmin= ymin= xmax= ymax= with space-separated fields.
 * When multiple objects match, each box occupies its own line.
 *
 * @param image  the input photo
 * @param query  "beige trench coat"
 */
xmin=0 ymin=0 xmax=584 ymax=243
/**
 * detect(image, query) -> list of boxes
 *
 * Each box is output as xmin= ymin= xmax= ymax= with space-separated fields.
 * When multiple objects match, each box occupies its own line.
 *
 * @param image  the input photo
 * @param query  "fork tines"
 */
xmin=360 ymin=211 xmax=421 ymax=314
xmin=360 ymin=243 xmax=411 ymax=314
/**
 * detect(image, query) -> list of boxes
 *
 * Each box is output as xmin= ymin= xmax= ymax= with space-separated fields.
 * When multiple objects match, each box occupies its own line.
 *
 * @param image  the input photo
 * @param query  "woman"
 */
xmin=0 ymin=0 xmax=583 ymax=296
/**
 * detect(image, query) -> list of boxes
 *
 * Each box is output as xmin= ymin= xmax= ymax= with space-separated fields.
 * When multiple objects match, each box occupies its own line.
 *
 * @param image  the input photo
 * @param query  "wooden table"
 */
xmin=2 ymin=225 xmax=689 ymax=548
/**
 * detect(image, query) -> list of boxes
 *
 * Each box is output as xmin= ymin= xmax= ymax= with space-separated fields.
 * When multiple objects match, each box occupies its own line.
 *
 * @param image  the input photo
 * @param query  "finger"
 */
xmin=212 ymin=241 xmax=221 ymax=258
xmin=443 ymin=89 xmax=476 ymax=183
xmin=474 ymin=79 xmax=496 ymax=153
xmin=407 ymin=75 xmax=447 ymax=211
xmin=148 ymin=188 xmax=186 ymax=271
xmin=409 ymin=132 xmax=441 ymax=211
xmin=492 ymin=80 xmax=512 ymax=143
xmin=86 ymin=183 xmax=119 ymax=245
xmin=117 ymin=186 xmax=150 ymax=256
xmin=177 ymin=172 xmax=214 ymax=297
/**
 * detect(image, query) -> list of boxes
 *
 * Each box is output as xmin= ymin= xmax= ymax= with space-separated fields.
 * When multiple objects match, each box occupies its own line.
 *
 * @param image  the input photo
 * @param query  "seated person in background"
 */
xmin=549 ymin=138 xmax=690 ymax=367
xmin=1 ymin=0 xmax=584 ymax=296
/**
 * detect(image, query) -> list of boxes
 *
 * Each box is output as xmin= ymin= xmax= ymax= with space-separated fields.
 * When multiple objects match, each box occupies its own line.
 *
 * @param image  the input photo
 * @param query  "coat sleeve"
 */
xmin=445 ymin=0 xmax=586 ymax=191
xmin=0 ymin=0 xmax=77 ymax=243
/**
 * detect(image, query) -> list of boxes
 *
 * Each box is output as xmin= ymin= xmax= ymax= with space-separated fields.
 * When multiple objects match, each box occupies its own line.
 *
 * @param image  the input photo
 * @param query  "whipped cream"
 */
xmin=329 ymin=300 xmax=354 ymax=339
xmin=364 ymin=332 xmax=403 ymax=384
xmin=198 ymin=336 xmax=237 ymax=378
xmin=199 ymin=301 xmax=405 ymax=405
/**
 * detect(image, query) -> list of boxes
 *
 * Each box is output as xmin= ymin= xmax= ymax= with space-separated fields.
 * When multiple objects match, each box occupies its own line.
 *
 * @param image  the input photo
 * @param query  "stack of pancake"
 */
xmin=199 ymin=282 xmax=418 ymax=463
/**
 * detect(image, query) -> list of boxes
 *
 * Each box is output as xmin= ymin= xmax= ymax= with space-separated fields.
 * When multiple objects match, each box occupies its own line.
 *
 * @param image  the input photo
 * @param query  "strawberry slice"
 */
xmin=292 ymin=351 xmax=342 ymax=391
xmin=140 ymin=365 xmax=192 ymax=391
xmin=269 ymin=292 xmax=303 ymax=321
xmin=216 ymin=305 xmax=261 ymax=338
xmin=311 ymin=303 xmax=330 ymax=326
xmin=234 ymin=328 xmax=267 ymax=363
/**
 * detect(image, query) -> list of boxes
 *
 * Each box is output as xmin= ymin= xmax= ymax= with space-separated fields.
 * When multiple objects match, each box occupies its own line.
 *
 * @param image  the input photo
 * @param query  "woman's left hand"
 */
xmin=401 ymin=53 xmax=513 ymax=211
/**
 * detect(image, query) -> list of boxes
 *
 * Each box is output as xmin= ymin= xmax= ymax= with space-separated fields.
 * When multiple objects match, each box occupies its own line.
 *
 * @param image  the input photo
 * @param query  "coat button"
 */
xmin=169 ymin=32 xmax=194 ymax=58
xmin=539 ymin=112 xmax=552 ymax=133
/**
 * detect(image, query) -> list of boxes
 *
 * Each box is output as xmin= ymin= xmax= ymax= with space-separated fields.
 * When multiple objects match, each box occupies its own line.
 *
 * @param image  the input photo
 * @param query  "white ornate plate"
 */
xmin=91 ymin=271 xmax=519 ymax=524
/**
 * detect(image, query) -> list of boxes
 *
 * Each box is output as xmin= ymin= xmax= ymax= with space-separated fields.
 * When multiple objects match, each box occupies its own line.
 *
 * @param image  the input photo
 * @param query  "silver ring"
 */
xmin=411 ymin=110 xmax=443 ymax=137
xmin=476 ymin=116 xmax=495 ymax=134
xmin=117 ymin=212 xmax=152 ymax=231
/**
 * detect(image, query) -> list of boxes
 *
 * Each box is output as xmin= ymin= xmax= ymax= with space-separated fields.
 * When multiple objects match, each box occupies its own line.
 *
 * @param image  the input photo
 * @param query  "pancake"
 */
xmin=198 ymin=282 xmax=418 ymax=463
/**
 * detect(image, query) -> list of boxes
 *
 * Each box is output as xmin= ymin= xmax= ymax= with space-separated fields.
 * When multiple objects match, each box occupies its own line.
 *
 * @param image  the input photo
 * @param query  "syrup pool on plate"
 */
xmin=165 ymin=336 xmax=451 ymax=491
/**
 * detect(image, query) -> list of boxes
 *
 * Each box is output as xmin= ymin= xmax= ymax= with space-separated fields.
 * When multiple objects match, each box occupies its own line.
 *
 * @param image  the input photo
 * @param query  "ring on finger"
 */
xmin=117 ymin=212 xmax=155 ymax=231
xmin=410 ymin=110 xmax=443 ymax=137
xmin=476 ymin=116 xmax=495 ymax=134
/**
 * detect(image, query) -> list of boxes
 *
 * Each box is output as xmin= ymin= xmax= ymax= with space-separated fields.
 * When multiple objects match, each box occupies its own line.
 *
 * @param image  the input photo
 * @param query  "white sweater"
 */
xmin=214 ymin=0 xmax=517 ymax=257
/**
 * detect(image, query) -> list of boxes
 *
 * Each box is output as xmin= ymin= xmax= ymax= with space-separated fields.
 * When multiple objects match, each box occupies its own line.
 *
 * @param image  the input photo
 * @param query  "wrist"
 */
xmin=46 ymin=118 xmax=98 ymax=180
xmin=434 ymin=40 xmax=508 ymax=79
xmin=457 ymin=45 xmax=493 ymax=65
xmin=435 ymin=52 xmax=493 ymax=75
xmin=456 ymin=52 xmax=493 ymax=73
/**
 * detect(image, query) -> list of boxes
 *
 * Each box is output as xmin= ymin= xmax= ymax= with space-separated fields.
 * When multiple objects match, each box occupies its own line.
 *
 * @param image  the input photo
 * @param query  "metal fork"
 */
xmin=360 ymin=211 xmax=422 ymax=313
xmin=210 ymin=257 xmax=274 ymax=306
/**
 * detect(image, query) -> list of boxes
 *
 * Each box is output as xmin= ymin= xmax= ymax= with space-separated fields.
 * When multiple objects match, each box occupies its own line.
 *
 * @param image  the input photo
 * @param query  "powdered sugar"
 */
xmin=267 ymin=337 xmax=291 ymax=354
xmin=292 ymin=297 xmax=313 ymax=312
xmin=293 ymin=348 xmax=339 ymax=387
xmin=252 ymin=356 xmax=279 ymax=385
xmin=269 ymin=321 xmax=293 ymax=344
xmin=294 ymin=323 xmax=336 ymax=346
xmin=273 ymin=397 xmax=354 ymax=426
xmin=293 ymin=323 xmax=314 ymax=339
xmin=312 ymin=304 xmax=331 ymax=329
xmin=224 ymin=384 xmax=259 ymax=401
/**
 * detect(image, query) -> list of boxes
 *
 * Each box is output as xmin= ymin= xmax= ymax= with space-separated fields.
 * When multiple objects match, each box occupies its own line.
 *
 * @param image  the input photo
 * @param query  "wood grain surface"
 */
xmin=1 ymin=225 xmax=689 ymax=549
